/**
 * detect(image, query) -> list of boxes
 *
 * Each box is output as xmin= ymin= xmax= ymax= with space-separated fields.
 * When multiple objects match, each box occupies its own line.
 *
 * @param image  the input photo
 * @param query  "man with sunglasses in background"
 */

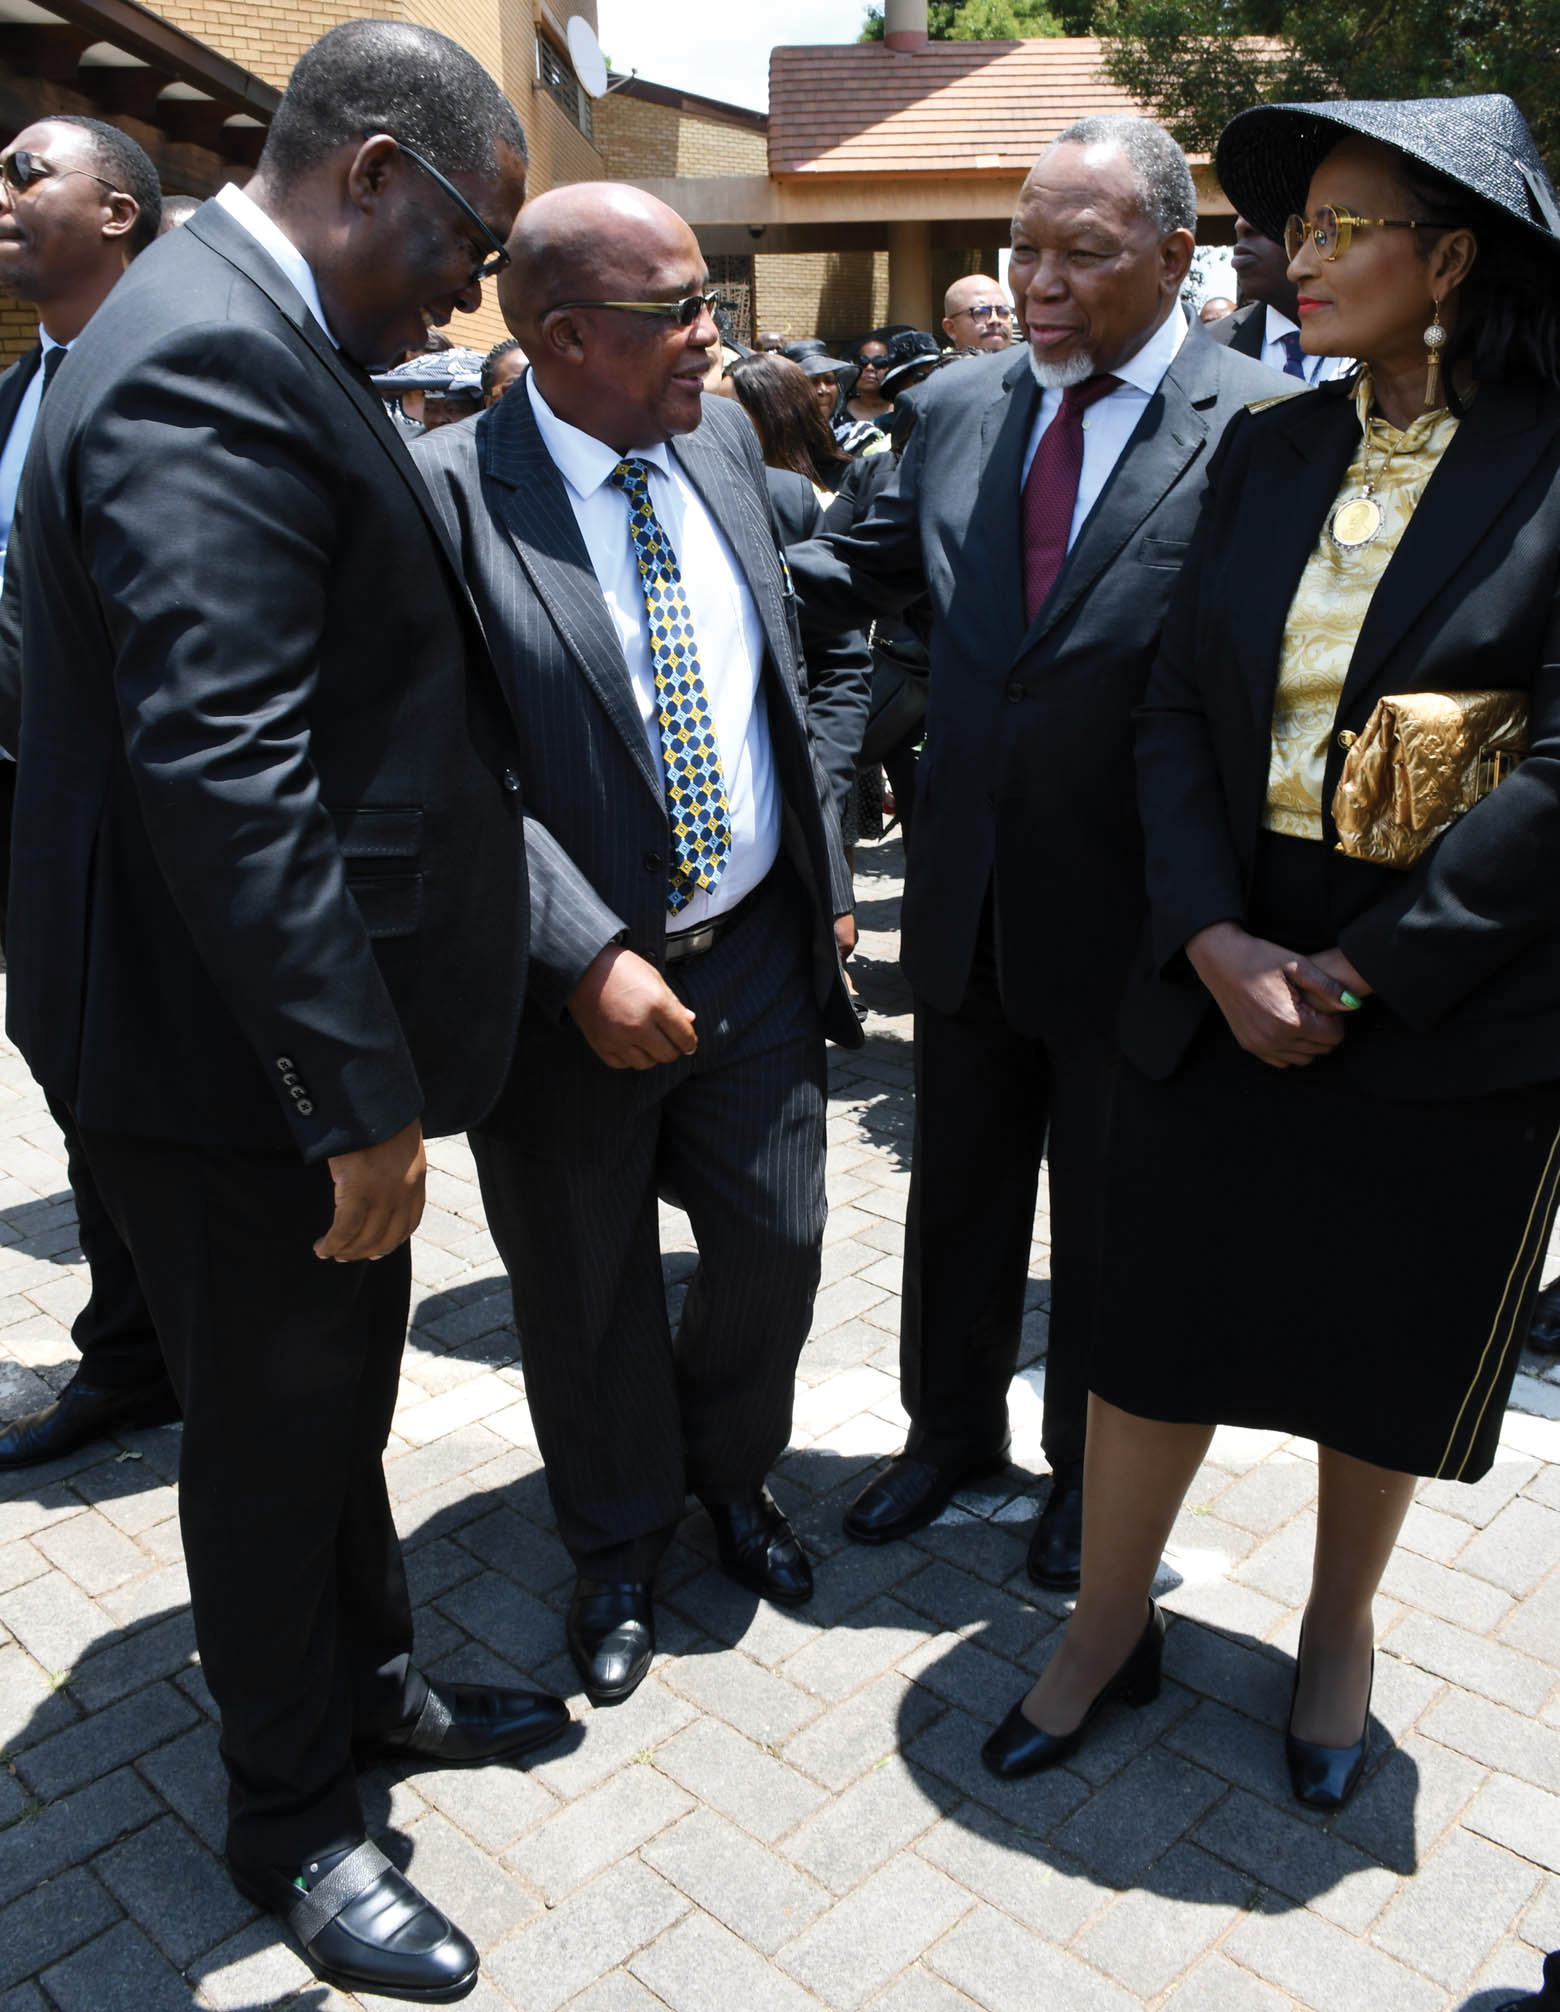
xmin=413 ymin=180 xmax=863 ymax=1710
xmin=0 ymin=23 xmax=568 ymax=2000
xmin=942 ymin=272 xmax=1016 ymax=352
xmin=0 ymin=117 xmax=178 ymax=1475
xmin=1206 ymin=212 xmax=1353 ymax=383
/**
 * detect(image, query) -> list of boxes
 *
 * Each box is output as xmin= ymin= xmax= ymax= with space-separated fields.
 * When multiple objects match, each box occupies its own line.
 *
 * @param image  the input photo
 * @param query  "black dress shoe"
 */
xmin=982 ymin=1602 xmax=1165 ymax=1780
xmin=843 ymin=1441 xmax=1012 ymax=1545
xmin=705 ymin=1488 xmax=813 ymax=1607
xmin=229 ymin=1839 xmax=478 ymax=2002
xmin=567 ymin=1579 xmax=654 ymax=1706
xmin=1530 ymin=1279 xmax=1560 ymax=1353
xmin=1285 ymin=1638 xmax=1373 ymax=1811
xmin=1027 ymin=1465 xmax=1084 ymax=1591
xmin=0 ymin=1376 xmax=180 ymax=1470
xmin=357 ymin=1681 xmax=570 ymax=1769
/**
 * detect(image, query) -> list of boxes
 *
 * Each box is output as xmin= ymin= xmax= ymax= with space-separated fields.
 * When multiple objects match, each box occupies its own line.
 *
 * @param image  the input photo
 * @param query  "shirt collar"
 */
xmin=1264 ymin=304 xmax=1301 ymax=343
xmin=36 ymin=326 xmax=68 ymax=356
xmin=525 ymin=371 xmax=673 ymax=500
xmin=214 ymin=183 xmax=338 ymax=349
xmin=1111 ymin=304 xmax=1187 ymax=397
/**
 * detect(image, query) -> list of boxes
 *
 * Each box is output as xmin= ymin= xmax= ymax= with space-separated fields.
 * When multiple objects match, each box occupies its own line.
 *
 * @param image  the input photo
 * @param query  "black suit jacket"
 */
xmin=1124 ymin=374 xmax=1560 ymax=1098
xmin=1205 ymin=302 xmax=1265 ymax=358
xmin=0 ymin=346 xmax=42 ymax=461
xmin=411 ymin=380 xmax=861 ymax=1163
xmin=0 ymin=204 xmax=527 ymax=1159
xmin=787 ymin=331 xmax=1289 ymax=1038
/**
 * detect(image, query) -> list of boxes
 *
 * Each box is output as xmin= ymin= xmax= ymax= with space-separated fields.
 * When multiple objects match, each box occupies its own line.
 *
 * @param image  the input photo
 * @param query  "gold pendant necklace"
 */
xmin=1329 ymin=415 xmax=1388 ymax=551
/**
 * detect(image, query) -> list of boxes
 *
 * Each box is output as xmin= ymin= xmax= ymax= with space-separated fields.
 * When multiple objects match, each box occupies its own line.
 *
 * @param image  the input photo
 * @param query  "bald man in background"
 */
xmin=942 ymin=272 xmax=1014 ymax=351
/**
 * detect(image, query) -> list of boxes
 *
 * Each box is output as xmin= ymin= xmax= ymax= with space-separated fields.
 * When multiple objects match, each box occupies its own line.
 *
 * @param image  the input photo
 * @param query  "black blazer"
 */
xmin=1205 ymin=302 xmax=1265 ymax=359
xmin=788 ymin=332 xmax=1289 ymax=1039
xmin=0 ymin=204 xmax=527 ymax=1160
xmin=1124 ymin=374 xmax=1560 ymax=1098
xmin=411 ymin=380 xmax=862 ymax=1163
xmin=0 ymin=346 xmax=42 ymax=460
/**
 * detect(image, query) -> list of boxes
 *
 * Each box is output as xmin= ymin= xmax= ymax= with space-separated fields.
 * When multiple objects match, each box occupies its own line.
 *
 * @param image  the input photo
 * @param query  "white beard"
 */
xmin=1027 ymin=348 xmax=1095 ymax=391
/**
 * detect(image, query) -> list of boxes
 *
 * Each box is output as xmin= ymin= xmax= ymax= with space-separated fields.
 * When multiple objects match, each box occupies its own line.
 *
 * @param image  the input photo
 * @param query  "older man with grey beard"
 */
xmin=786 ymin=114 xmax=1290 ymax=1589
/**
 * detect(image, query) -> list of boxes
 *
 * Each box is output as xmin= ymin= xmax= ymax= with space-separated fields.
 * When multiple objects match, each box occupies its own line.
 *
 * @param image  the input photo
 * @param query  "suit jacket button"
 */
xmin=502 ymin=768 xmax=522 ymax=793
xmin=1005 ymin=682 xmax=1024 ymax=703
xmin=644 ymin=852 xmax=663 ymax=872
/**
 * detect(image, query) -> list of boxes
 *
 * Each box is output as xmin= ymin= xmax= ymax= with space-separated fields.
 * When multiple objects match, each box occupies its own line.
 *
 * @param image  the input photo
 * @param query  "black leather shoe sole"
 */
xmin=844 ymin=1446 xmax=1012 ymax=1546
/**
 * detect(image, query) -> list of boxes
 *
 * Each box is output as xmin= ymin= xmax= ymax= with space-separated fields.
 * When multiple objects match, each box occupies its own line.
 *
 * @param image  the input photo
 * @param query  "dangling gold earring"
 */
xmin=1423 ymin=298 xmax=1447 ymax=408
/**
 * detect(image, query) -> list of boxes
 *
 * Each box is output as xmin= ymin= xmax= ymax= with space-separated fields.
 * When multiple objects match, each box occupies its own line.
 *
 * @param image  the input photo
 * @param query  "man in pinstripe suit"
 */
xmin=413 ymin=183 xmax=863 ymax=1708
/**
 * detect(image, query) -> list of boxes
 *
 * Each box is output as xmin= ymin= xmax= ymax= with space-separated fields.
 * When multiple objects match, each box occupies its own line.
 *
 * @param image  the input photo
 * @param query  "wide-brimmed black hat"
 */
xmin=1216 ymin=93 xmax=1560 ymax=261
xmin=879 ymin=330 xmax=943 ymax=394
xmin=789 ymin=350 xmax=851 ymax=380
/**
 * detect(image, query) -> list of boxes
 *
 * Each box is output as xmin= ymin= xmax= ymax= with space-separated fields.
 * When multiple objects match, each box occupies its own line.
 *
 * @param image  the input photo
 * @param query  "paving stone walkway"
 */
xmin=5 ymin=833 xmax=1560 ymax=2011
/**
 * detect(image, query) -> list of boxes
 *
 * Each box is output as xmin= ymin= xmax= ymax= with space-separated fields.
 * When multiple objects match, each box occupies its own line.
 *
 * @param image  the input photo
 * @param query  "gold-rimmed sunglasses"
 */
xmin=1283 ymin=206 xmax=1461 ymax=262
xmin=549 ymin=293 xmax=726 ymax=326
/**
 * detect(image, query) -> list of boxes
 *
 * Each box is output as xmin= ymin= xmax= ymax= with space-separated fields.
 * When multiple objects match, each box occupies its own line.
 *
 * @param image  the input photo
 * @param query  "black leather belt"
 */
xmin=663 ymin=876 xmax=770 ymax=965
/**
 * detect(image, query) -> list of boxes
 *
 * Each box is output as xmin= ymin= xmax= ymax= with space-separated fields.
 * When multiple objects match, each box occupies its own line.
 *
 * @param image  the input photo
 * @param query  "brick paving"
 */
xmin=4 ymin=832 xmax=1560 ymax=2009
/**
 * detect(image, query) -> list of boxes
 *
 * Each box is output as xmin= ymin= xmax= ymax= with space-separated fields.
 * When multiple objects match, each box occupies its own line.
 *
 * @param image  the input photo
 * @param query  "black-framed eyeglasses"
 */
xmin=368 ymin=133 xmax=510 ymax=282
xmin=1283 ymin=206 xmax=1461 ymax=262
xmin=959 ymin=302 xmax=1015 ymax=323
xmin=549 ymin=292 xmax=725 ymax=326
xmin=0 ymin=150 xmax=117 ymax=198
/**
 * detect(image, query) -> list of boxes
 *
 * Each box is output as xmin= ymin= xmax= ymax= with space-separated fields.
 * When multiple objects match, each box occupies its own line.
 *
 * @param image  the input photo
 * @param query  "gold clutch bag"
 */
xmin=1332 ymin=690 xmax=1528 ymax=869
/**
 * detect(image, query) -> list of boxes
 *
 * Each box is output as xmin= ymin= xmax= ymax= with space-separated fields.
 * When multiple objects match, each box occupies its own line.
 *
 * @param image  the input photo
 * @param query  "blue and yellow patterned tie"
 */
xmin=607 ymin=457 xmax=731 ymax=914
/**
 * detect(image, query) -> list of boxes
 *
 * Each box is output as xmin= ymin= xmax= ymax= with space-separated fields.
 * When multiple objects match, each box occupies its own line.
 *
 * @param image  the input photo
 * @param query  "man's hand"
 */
xmin=567 ymin=944 xmax=698 ymax=1070
xmin=1186 ymin=921 xmax=1359 ymax=1070
xmin=315 ymin=1117 xmax=426 ymax=1263
xmin=834 ymin=912 xmax=857 ymax=962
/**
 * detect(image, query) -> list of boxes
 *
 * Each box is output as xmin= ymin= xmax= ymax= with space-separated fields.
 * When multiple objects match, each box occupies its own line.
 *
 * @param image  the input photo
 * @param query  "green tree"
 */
xmin=858 ymin=0 xmax=1100 ymax=40
xmin=1097 ymin=0 xmax=1558 ymax=172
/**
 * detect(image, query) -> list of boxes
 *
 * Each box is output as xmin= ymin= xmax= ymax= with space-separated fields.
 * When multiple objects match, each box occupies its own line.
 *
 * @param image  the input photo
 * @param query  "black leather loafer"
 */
xmin=982 ymin=1602 xmax=1165 ymax=1780
xmin=1286 ymin=1645 xmax=1373 ymax=1812
xmin=1530 ymin=1279 xmax=1560 ymax=1353
xmin=567 ymin=1579 xmax=654 ymax=1706
xmin=843 ymin=1441 xmax=1012 ymax=1545
xmin=1026 ymin=1465 xmax=1084 ymax=1591
xmin=705 ymin=1488 xmax=813 ymax=1607
xmin=357 ymin=1681 xmax=570 ymax=1769
xmin=0 ymin=1376 xmax=181 ymax=1471
xmin=229 ymin=1839 xmax=478 ymax=2002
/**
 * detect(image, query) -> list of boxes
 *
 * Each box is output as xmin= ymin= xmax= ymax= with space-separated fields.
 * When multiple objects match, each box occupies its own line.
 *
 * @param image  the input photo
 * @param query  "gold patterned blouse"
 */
xmin=1263 ymin=373 xmax=1461 ymax=840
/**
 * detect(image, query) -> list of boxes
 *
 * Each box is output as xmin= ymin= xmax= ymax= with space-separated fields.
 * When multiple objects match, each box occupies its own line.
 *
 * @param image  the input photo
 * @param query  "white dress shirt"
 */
xmin=215 ymin=182 xmax=338 ymax=348
xmin=0 ymin=327 xmax=66 ymax=596
xmin=1259 ymin=304 xmax=1353 ymax=385
xmin=526 ymin=372 xmax=780 ymax=930
xmin=1020 ymin=306 xmax=1187 ymax=550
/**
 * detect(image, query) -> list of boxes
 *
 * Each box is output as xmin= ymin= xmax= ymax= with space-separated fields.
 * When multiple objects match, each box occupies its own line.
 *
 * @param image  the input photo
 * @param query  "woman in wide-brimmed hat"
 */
xmin=982 ymin=93 xmax=1560 ymax=1814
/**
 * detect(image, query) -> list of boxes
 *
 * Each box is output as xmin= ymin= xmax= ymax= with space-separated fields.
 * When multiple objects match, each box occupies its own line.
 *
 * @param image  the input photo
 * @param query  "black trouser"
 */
xmin=474 ymin=874 xmax=828 ymax=1581
xmin=0 ymin=759 xmax=167 ymax=1406
xmin=899 ymin=912 xmax=1116 ymax=1474
xmin=78 ymin=1130 xmax=422 ymax=1868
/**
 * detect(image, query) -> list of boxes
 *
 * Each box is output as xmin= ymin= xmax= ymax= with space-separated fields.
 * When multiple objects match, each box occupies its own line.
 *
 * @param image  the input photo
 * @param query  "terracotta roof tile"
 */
xmin=768 ymin=38 xmax=1142 ymax=177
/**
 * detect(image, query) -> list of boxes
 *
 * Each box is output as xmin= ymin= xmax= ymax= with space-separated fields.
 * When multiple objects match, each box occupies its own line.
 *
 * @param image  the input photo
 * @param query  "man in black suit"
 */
xmin=413 ymin=182 xmax=862 ymax=1709
xmin=2 ymin=24 xmax=567 ymax=1999
xmin=0 ymin=116 xmax=176 ymax=1470
xmin=1206 ymin=214 xmax=1352 ymax=385
xmin=788 ymin=115 xmax=1288 ymax=1589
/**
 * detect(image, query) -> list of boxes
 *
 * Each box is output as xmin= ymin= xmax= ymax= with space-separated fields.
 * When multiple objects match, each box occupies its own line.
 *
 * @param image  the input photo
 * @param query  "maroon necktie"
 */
xmin=1021 ymin=374 xmax=1121 ymax=623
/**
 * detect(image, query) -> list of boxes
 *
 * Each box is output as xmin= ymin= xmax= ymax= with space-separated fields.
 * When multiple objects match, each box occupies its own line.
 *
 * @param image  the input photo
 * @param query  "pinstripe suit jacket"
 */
xmin=413 ymin=381 xmax=862 ymax=1158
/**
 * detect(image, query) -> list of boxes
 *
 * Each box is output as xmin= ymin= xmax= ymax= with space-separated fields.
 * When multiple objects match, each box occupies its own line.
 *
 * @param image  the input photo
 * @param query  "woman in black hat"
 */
xmin=982 ymin=93 xmax=1560 ymax=1814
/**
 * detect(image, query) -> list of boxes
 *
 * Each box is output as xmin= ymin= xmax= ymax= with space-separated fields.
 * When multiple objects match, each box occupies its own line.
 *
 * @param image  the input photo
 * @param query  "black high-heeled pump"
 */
xmin=1285 ymin=1628 xmax=1374 ymax=1812
xmin=981 ymin=1602 xmax=1165 ymax=1780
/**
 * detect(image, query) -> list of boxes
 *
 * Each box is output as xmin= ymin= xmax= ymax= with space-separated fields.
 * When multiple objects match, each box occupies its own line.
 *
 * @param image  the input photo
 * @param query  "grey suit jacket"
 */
xmin=413 ymin=381 xmax=861 ymax=1159
xmin=787 ymin=330 xmax=1290 ymax=1040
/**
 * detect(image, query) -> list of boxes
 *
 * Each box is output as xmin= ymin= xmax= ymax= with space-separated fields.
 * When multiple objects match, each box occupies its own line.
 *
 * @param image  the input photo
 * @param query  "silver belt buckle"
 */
xmin=665 ymin=920 xmax=718 ymax=964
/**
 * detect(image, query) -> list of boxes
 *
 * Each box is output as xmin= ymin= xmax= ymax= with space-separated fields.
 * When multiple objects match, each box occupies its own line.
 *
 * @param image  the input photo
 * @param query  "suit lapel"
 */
xmin=0 ymin=348 xmax=41 ymax=451
xmin=671 ymin=416 xmax=795 ymax=704
xmin=1338 ymin=380 xmax=1559 ymax=718
xmin=1019 ymin=335 xmax=1212 ymax=657
xmin=183 ymin=206 xmax=474 ymax=596
xmin=480 ymin=388 xmax=664 ymax=805
xmin=978 ymin=355 xmax=1039 ymax=660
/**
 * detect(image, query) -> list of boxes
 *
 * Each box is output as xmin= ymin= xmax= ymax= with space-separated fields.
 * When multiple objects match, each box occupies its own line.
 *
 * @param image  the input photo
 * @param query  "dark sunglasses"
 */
xmin=550 ymin=292 xmax=726 ymax=327
xmin=367 ymin=133 xmax=510 ymax=282
xmin=0 ymin=150 xmax=117 ymax=197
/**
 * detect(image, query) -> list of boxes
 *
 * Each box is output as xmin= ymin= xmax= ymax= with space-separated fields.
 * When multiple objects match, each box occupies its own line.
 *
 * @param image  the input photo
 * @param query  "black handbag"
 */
xmin=860 ymin=623 xmax=929 ymax=766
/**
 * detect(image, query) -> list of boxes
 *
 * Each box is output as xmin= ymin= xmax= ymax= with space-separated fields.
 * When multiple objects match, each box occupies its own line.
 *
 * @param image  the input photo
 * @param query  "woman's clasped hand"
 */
xmin=1185 ymin=920 xmax=1369 ymax=1067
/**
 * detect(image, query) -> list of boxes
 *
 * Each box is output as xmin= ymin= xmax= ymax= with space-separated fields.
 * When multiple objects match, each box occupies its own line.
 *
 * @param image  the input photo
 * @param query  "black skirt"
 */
xmin=1092 ymin=833 xmax=1560 ymax=1481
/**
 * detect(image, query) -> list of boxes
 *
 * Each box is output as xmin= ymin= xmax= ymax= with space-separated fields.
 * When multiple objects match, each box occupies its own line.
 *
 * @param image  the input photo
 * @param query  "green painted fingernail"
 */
xmin=1341 ymin=990 xmax=1362 ymax=1010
